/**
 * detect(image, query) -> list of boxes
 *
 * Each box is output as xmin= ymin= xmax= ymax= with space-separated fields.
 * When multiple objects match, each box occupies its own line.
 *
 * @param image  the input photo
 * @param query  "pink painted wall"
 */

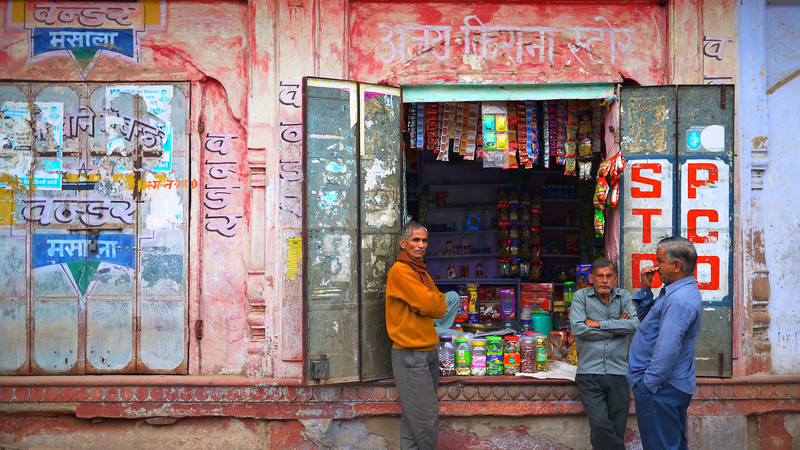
xmin=349 ymin=2 xmax=669 ymax=86
xmin=0 ymin=0 xmax=744 ymax=380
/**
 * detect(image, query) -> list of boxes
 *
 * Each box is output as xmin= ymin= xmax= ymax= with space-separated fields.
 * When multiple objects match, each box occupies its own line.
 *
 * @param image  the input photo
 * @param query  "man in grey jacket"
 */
xmin=569 ymin=258 xmax=640 ymax=450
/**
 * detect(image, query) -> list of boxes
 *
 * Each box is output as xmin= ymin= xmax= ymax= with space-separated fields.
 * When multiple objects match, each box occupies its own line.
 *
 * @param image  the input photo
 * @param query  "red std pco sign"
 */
xmin=622 ymin=157 xmax=731 ymax=304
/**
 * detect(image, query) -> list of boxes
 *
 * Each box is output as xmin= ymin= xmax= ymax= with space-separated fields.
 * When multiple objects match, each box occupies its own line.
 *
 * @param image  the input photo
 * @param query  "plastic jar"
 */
xmin=520 ymin=334 xmax=537 ymax=373
xmin=563 ymin=281 xmax=576 ymax=304
xmin=503 ymin=336 xmax=521 ymax=375
xmin=455 ymin=338 xmax=471 ymax=376
xmin=486 ymin=336 xmax=504 ymax=376
xmin=471 ymin=340 xmax=486 ymax=376
xmin=535 ymin=335 xmax=548 ymax=372
xmin=438 ymin=335 xmax=455 ymax=376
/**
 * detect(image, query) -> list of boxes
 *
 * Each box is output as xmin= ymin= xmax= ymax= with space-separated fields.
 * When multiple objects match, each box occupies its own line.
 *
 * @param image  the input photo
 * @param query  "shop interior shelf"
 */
xmin=426 ymin=204 xmax=498 ymax=212
xmin=541 ymin=226 xmax=581 ymax=231
xmin=427 ymin=253 xmax=499 ymax=260
xmin=541 ymin=198 xmax=583 ymax=203
xmin=428 ymin=230 xmax=498 ymax=236
xmin=434 ymin=278 xmax=521 ymax=285
xmin=540 ymin=254 xmax=582 ymax=258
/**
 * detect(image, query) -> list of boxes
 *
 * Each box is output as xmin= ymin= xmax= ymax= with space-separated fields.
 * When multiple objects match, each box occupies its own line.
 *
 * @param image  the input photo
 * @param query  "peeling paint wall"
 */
xmin=350 ymin=2 xmax=669 ymax=86
xmin=0 ymin=1 xmax=252 ymax=376
xmin=0 ymin=0 xmax=750 ymax=380
xmin=763 ymin=4 xmax=800 ymax=375
xmin=1 ymin=413 xmax=796 ymax=449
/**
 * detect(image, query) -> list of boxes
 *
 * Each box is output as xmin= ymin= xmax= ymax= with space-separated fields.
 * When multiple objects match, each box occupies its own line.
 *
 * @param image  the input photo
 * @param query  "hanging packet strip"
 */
xmin=416 ymin=103 xmax=425 ymax=150
xmin=453 ymin=103 xmax=464 ymax=156
xmin=482 ymin=101 xmax=507 ymax=169
xmin=438 ymin=103 xmax=451 ymax=161
xmin=408 ymin=103 xmax=417 ymax=149
xmin=460 ymin=104 xmax=470 ymax=156
xmin=426 ymin=103 xmax=439 ymax=152
xmin=542 ymin=102 xmax=550 ymax=168
xmin=527 ymin=101 xmax=539 ymax=166
xmin=466 ymin=102 xmax=479 ymax=160
xmin=591 ymin=100 xmax=603 ymax=153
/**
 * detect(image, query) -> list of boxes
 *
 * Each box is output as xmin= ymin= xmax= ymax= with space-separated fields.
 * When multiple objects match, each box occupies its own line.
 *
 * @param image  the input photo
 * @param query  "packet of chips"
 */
xmin=594 ymin=209 xmax=605 ymax=237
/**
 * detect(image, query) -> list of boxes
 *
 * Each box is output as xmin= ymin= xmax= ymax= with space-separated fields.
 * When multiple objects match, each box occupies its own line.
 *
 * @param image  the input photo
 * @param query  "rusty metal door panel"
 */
xmin=303 ymin=78 xmax=360 ymax=383
xmin=0 ymin=231 xmax=27 ymax=379
xmin=677 ymin=85 xmax=734 ymax=377
xmin=619 ymin=86 xmax=677 ymax=294
xmin=139 ymin=299 xmax=186 ymax=373
xmin=360 ymin=234 xmax=396 ymax=380
xmin=0 ymin=81 xmax=191 ymax=375
xmin=620 ymin=85 xmax=734 ymax=377
xmin=86 ymin=300 xmax=134 ymax=372
xmin=137 ymin=230 xmax=188 ymax=373
xmin=0 ymin=231 xmax=27 ymax=296
xmin=358 ymin=83 xmax=402 ymax=381
xmin=620 ymin=86 xmax=676 ymax=158
xmin=0 ymin=301 xmax=27 ymax=373
xmin=31 ymin=84 xmax=83 ymax=156
xmin=139 ymin=230 xmax=187 ymax=297
xmin=128 ymin=84 xmax=190 ymax=374
xmin=32 ymin=300 xmax=81 ymax=374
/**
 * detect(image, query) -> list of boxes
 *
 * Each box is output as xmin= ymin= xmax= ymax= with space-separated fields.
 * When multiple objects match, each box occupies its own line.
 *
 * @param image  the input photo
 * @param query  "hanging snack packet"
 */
xmin=579 ymin=161 xmax=593 ymax=180
xmin=482 ymin=114 xmax=496 ymax=132
xmin=496 ymin=132 xmax=509 ymax=150
xmin=496 ymin=114 xmax=508 ymax=132
xmin=484 ymin=132 xmax=497 ymax=149
xmin=594 ymin=160 xmax=611 ymax=209
xmin=564 ymin=157 xmax=577 ymax=176
xmin=608 ymin=182 xmax=620 ymax=208
xmin=594 ymin=209 xmax=605 ymax=237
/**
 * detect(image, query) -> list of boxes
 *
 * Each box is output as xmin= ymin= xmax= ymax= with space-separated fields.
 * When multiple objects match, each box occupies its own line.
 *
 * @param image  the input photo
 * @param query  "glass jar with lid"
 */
xmin=486 ymin=336 xmax=504 ymax=376
xmin=470 ymin=340 xmax=486 ymax=376
xmin=438 ymin=335 xmax=455 ymax=376
xmin=503 ymin=336 xmax=521 ymax=375
xmin=455 ymin=338 xmax=471 ymax=376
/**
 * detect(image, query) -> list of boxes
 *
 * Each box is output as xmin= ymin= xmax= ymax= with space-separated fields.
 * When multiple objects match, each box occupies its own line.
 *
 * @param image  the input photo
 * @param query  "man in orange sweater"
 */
xmin=386 ymin=220 xmax=447 ymax=450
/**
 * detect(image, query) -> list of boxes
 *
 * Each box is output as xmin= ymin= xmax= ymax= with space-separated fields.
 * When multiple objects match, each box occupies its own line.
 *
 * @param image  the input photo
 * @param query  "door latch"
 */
xmin=311 ymin=355 xmax=329 ymax=380
xmin=88 ymin=237 xmax=98 ymax=253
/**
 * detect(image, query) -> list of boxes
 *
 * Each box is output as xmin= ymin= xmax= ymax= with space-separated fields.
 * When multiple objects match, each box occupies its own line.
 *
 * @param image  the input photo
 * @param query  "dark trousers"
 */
xmin=632 ymin=380 xmax=693 ymax=450
xmin=576 ymin=374 xmax=631 ymax=450
xmin=391 ymin=348 xmax=440 ymax=450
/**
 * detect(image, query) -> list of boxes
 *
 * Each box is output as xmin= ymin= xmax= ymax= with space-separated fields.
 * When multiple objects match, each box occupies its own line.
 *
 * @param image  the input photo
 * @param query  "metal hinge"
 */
xmin=195 ymin=320 xmax=203 ymax=341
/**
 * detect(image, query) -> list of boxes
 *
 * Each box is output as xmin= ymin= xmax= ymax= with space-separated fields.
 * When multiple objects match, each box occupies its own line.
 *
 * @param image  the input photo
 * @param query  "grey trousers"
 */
xmin=576 ymin=374 xmax=631 ymax=450
xmin=391 ymin=348 xmax=440 ymax=450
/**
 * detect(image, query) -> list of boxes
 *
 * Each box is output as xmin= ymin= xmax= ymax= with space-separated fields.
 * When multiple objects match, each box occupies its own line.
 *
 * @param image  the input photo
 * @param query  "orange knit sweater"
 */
xmin=385 ymin=261 xmax=447 ymax=351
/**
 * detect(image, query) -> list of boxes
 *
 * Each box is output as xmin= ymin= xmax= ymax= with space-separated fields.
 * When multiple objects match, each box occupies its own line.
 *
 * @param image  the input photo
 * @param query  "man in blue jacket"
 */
xmin=628 ymin=236 xmax=703 ymax=449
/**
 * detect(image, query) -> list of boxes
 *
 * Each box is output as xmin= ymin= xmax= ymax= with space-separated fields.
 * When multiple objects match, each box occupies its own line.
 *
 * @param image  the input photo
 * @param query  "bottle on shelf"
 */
xmin=563 ymin=281 xmax=576 ymax=305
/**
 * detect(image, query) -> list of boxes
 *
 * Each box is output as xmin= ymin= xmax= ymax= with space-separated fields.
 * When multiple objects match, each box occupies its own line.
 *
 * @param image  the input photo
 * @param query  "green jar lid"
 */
xmin=455 ymin=338 xmax=467 ymax=343
xmin=486 ymin=336 xmax=503 ymax=341
xmin=564 ymin=281 xmax=575 ymax=285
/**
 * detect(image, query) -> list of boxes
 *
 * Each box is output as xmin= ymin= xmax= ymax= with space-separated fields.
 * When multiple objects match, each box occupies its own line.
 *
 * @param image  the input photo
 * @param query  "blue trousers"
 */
xmin=632 ymin=380 xmax=693 ymax=450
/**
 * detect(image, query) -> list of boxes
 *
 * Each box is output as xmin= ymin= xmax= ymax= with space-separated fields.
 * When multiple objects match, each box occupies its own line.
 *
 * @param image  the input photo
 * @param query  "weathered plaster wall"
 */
xmin=764 ymin=4 xmax=800 ymax=375
xmin=0 ymin=1 xmax=254 ymax=376
xmin=350 ymin=1 xmax=669 ymax=86
xmin=1 ymin=413 xmax=797 ymax=449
